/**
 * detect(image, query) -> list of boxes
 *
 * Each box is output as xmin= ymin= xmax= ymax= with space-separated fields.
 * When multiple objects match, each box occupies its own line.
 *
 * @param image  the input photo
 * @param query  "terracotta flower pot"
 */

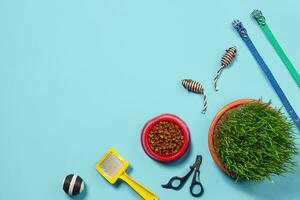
xmin=208 ymin=99 xmax=259 ymax=176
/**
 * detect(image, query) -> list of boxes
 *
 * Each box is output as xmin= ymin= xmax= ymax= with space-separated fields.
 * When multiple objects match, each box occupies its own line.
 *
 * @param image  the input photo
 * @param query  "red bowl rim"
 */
xmin=141 ymin=113 xmax=190 ymax=162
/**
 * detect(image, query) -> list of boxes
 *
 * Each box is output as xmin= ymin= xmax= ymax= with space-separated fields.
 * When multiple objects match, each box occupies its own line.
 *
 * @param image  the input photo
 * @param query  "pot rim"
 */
xmin=208 ymin=98 xmax=260 ymax=176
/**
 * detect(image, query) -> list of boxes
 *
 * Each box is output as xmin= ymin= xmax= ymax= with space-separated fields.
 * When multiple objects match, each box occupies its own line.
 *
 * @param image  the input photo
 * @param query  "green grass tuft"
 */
xmin=214 ymin=101 xmax=299 ymax=181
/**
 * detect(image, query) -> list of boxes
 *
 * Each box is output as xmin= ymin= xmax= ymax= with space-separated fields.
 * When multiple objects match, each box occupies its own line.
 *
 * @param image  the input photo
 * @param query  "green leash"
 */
xmin=252 ymin=10 xmax=300 ymax=87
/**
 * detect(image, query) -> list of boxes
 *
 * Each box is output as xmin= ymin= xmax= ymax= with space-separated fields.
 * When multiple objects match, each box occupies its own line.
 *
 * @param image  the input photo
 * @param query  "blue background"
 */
xmin=1 ymin=0 xmax=300 ymax=200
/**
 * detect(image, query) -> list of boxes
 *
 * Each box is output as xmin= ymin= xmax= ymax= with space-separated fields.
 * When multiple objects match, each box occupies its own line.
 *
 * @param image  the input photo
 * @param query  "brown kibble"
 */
xmin=147 ymin=121 xmax=184 ymax=157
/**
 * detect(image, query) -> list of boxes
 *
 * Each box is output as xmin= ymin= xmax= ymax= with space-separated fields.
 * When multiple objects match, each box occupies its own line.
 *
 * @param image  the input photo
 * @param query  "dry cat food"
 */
xmin=147 ymin=121 xmax=184 ymax=156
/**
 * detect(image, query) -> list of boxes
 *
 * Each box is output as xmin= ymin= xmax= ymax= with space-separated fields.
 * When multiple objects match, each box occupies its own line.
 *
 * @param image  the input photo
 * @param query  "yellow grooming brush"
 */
xmin=96 ymin=148 xmax=159 ymax=200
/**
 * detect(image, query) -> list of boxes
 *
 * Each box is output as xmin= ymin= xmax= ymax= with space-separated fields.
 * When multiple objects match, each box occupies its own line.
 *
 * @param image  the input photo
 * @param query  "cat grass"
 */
xmin=214 ymin=101 xmax=299 ymax=181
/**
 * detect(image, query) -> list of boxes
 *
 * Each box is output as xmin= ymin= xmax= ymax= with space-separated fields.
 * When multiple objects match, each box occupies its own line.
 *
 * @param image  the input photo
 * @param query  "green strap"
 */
xmin=252 ymin=10 xmax=300 ymax=87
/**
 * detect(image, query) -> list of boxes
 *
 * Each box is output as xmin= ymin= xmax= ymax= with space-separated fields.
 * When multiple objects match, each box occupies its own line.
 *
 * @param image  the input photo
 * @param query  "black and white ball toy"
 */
xmin=62 ymin=174 xmax=85 ymax=196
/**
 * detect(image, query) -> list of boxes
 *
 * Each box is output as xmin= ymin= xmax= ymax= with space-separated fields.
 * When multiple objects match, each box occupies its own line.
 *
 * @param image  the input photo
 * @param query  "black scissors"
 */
xmin=161 ymin=155 xmax=204 ymax=197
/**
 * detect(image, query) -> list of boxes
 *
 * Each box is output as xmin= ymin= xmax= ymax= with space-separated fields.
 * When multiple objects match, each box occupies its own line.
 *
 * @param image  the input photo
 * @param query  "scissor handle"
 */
xmin=190 ymin=170 xmax=204 ymax=197
xmin=161 ymin=167 xmax=194 ymax=190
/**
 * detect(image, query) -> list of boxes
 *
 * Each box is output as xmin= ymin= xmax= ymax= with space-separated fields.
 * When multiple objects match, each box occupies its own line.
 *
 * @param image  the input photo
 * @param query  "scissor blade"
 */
xmin=193 ymin=155 xmax=202 ymax=169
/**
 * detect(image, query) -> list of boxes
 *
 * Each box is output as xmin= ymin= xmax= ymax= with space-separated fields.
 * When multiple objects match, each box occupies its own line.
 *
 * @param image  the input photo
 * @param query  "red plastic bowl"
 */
xmin=141 ymin=114 xmax=190 ymax=162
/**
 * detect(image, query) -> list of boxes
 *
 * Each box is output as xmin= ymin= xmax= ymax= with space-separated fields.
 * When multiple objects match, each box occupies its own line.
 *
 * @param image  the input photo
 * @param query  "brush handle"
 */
xmin=120 ymin=172 xmax=159 ymax=200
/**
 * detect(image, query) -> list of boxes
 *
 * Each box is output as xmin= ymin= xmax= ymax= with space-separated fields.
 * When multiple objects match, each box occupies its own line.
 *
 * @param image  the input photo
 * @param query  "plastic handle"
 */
xmin=190 ymin=170 xmax=204 ymax=197
xmin=120 ymin=172 xmax=159 ymax=200
xmin=161 ymin=166 xmax=194 ymax=190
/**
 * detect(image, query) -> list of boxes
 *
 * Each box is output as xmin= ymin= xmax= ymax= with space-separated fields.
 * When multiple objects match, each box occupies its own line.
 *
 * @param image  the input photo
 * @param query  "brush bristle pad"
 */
xmin=100 ymin=152 xmax=124 ymax=177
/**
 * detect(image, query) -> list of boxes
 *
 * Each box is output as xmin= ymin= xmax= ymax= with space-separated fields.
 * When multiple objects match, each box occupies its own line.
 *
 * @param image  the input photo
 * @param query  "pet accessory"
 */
xmin=233 ymin=20 xmax=300 ymax=131
xmin=252 ymin=10 xmax=300 ymax=87
xmin=214 ymin=47 xmax=237 ymax=91
xmin=141 ymin=114 xmax=190 ymax=162
xmin=96 ymin=148 xmax=159 ymax=200
xmin=162 ymin=155 xmax=204 ymax=197
xmin=62 ymin=174 xmax=85 ymax=196
xmin=182 ymin=79 xmax=207 ymax=113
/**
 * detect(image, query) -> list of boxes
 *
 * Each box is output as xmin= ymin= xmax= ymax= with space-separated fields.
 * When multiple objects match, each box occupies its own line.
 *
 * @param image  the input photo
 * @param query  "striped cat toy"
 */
xmin=214 ymin=47 xmax=237 ymax=91
xmin=182 ymin=79 xmax=207 ymax=114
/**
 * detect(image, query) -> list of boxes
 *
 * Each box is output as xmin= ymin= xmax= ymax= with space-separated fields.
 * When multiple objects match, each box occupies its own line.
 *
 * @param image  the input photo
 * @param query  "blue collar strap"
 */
xmin=232 ymin=20 xmax=300 ymax=131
